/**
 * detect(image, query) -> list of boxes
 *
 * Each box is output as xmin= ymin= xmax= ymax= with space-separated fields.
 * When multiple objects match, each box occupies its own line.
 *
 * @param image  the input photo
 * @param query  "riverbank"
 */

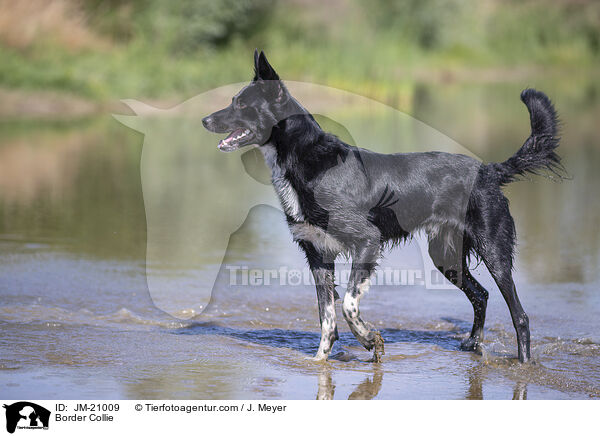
xmin=1 ymin=63 xmax=598 ymax=122
xmin=1 ymin=0 xmax=599 ymax=116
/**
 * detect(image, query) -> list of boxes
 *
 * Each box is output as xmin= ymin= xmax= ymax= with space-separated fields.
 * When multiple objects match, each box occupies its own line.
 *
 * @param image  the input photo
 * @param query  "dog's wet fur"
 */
xmin=203 ymin=50 xmax=564 ymax=363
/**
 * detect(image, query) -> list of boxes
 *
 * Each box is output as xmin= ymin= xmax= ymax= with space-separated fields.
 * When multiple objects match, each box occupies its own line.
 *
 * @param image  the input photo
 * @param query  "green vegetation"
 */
xmin=0 ymin=0 xmax=599 ymax=101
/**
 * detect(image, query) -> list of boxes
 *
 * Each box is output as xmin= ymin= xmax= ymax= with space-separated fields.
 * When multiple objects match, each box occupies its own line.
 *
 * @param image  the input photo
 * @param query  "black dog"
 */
xmin=203 ymin=50 xmax=563 ymax=363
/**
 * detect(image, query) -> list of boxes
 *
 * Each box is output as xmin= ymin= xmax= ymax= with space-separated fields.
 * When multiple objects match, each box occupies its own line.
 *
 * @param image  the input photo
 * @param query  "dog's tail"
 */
xmin=491 ymin=89 xmax=565 ymax=185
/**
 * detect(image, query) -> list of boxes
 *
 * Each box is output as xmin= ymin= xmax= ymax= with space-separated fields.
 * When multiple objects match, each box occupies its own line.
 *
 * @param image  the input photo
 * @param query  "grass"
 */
xmin=0 ymin=0 xmax=599 ymax=104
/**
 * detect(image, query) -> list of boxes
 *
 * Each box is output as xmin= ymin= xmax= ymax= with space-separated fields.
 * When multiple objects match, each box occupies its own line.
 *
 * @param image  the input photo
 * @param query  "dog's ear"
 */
xmin=253 ymin=50 xmax=287 ymax=103
xmin=253 ymin=50 xmax=279 ymax=81
xmin=253 ymin=49 xmax=260 ymax=80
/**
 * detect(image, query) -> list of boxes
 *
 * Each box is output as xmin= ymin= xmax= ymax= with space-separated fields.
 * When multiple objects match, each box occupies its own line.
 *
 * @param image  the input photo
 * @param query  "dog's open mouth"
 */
xmin=218 ymin=128 xmax=254 ymax=152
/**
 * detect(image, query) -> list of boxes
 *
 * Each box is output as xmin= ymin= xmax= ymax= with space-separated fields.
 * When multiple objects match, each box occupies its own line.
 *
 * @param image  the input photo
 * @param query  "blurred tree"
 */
xmin=151 ymin=0 xmax=274 ymax=52
xmin=486 ymin=0 xmax=600 ymax=61
xmin=360 ymin=0 xmax=466 ymax=49
xmin=85 ymin=0 xmax=274 ymax=52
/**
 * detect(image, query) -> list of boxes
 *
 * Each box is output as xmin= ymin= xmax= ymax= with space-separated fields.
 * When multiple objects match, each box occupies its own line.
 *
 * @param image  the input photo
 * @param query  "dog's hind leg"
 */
xmin=428 ymin=233 xmax=488 ymax=352
xmin=342 ymin=242 xmax=385 ymax=362
xmin=484 ymin=262 xmax=530 ymax=363
xmin=474 ymin=199 xmax=531 ymax=363
xmin=459 ymin=268 xmax=489 ymax=351
xmin=299 ymin=241 xmax=339 ymax=361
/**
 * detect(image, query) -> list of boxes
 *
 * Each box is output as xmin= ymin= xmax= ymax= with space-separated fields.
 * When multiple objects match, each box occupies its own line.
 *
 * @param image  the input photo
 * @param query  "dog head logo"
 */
xmin=114 ymin=50 xmax=478 ymax=319
xmin=3 ymin=402 xmax=50 ymax=434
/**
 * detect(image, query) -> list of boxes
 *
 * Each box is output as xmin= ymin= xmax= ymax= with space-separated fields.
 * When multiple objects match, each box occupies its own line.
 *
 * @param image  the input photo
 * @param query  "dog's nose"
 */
xmin=202 ymin=116 xmax=211 ymax=129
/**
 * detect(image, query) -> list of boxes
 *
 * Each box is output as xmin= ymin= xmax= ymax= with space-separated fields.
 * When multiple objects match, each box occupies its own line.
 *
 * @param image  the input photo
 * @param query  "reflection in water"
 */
xmin=466 ymin=365 xmax=528 ymax=400
xmin=317 ymin=367 xmax=335 ymax=400
xmin=1 ymin=82 xmax=598 ymax=279
xmin=317 ymin=365 xmax=384 ymax=400
xmin=512 ymin=381 xmax=528 ymax=400
xmin=1 ymin=82 xmax=599 ymax=280
xmin=466 ymin=365 xmax=484 ymax=400
xmin=347 ymin=367 xmax=384 ymax=400
xmin=0 ymin=118 xmax=146 ymax=257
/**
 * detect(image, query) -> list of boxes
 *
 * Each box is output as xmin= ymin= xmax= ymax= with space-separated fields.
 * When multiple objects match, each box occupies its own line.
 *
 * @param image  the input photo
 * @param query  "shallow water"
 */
xmin=1 ymin=78 xmax=599 ymax=399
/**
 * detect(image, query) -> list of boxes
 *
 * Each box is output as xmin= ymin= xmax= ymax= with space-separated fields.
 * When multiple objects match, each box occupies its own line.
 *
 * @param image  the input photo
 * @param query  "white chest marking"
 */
xmin=260 ymin=144 xmax=305 ymax=222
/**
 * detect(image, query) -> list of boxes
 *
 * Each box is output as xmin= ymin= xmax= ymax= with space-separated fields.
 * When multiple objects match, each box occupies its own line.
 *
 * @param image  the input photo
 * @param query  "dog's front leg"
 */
xmin=313 ymin=267 xmax=338 ymax=360
xmin=342 ymin=243 xmax=385 ymax=362
xmin=299 ymin=241 xmax=339 ymax=361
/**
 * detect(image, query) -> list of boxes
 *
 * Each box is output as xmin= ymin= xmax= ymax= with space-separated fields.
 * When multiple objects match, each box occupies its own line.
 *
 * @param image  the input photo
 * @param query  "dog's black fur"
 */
xmin=203 ymin=50 xmax=563 ymax=363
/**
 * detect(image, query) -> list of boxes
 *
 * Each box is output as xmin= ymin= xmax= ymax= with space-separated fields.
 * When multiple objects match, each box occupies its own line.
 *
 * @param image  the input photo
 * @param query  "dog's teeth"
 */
xmin=229 ymin=130 xmax=249 ymax=142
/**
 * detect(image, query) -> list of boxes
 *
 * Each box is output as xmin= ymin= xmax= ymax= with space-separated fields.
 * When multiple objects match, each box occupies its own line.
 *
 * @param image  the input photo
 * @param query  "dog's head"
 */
xmin=202 ymin=50 xmax=290 ymax=152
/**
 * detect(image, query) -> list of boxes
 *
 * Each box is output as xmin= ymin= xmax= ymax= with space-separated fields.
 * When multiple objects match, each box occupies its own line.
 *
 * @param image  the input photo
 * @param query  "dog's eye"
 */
xmin=236 ymin=101 xmax=247 ymax=110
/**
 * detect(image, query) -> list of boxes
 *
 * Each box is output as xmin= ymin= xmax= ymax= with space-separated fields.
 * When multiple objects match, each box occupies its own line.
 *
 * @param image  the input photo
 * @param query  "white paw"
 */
xmin=308 ymin=352 xmax=329 ymax=362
